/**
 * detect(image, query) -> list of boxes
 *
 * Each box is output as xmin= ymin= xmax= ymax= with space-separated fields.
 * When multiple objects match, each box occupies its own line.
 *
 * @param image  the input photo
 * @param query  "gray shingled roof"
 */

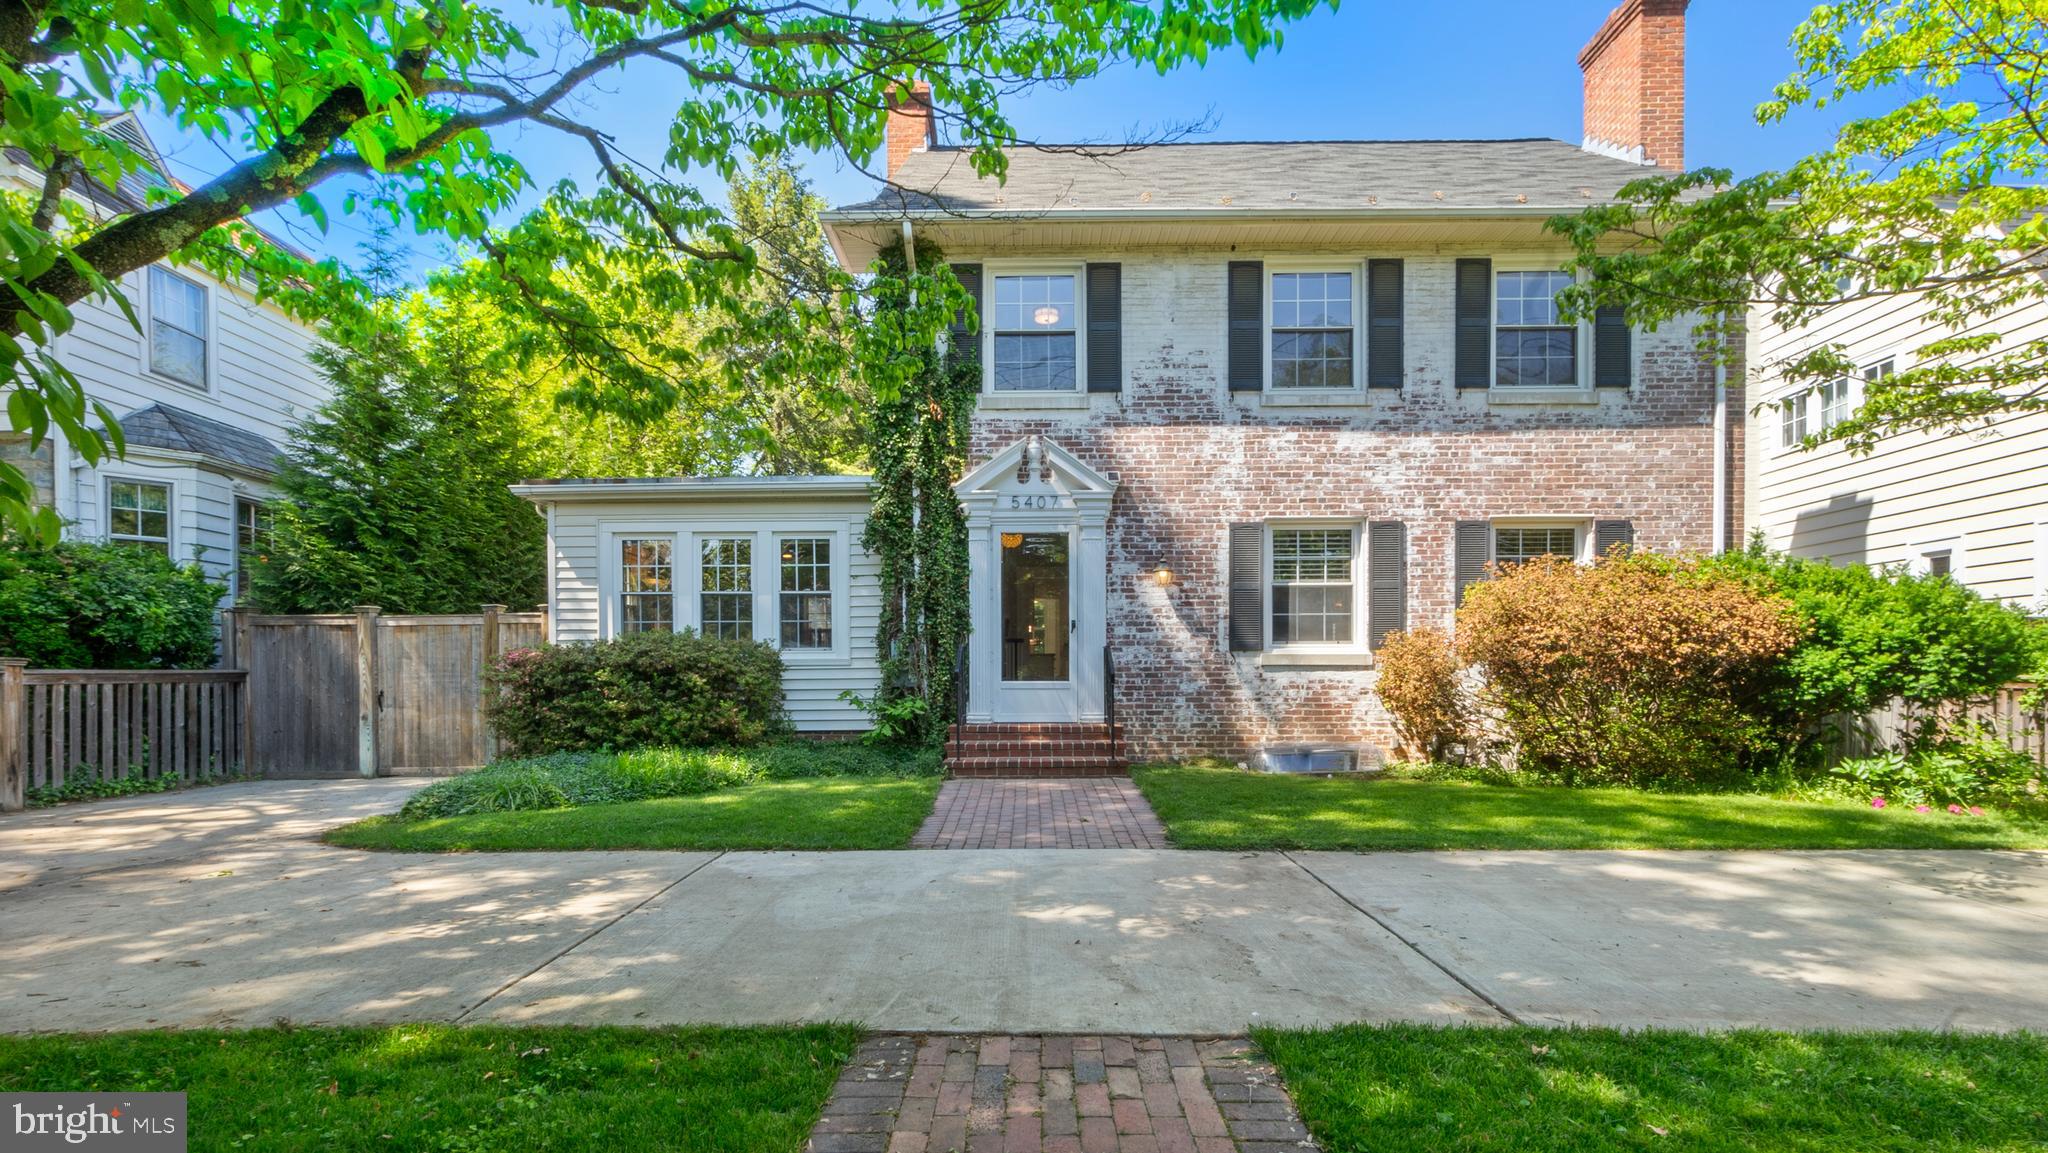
xmin=832 ymin=138 xmax=1663 ymax=215
xmin=117 ymin=403 xmax=284 ymax=478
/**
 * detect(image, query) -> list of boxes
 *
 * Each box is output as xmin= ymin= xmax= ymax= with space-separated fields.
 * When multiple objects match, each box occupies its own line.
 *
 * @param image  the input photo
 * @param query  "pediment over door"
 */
xmin=955 ymin=436 xmax=1117 ymax=516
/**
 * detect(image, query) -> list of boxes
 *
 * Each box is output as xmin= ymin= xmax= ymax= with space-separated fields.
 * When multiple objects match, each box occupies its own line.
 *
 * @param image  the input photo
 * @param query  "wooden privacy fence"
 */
xmin=1832 ymin=683 xmax=2048 ymax=764
xmin=222 ymin=604 xmax=545 ymax=779
xmin=0 ymin=662 xmax=248 ymax=810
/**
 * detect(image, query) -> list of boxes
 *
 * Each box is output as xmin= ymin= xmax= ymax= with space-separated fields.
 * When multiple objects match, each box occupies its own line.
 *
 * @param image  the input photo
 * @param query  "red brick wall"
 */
xmin=967 ymin=252 xmax=1735 ymax=762
xmin=1579 ymin=0 xmax=1688 ymax=170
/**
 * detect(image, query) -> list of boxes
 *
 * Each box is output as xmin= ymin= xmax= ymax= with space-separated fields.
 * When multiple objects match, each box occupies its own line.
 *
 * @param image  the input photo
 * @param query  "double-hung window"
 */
xmin=1493 ymin=525 xmax=1580 ymax=567
xmin=619 ymin=538 xmax=675 ymax=633
xmin=991 ymin=274 xmax=1077 ymax=391
xmin=1270 ymin=272 xmax=1354 ymax=389
xmin=108 ymin=480 xmax=171 ymax=555
xmin=779 ymin=537 xmax=833 ymax=649
xmin=1271 ymin=527 xmax=1355 ymax=645
xmin=149 ymin=266 xmax=208 ymax=389
xmin=698 ymin=537 xmax=753 ymax=641
xmin=1779 ymin=390 xmax=1811 ymax=448
xmin=1817 ymin=377 xmax=1853 ymax=431
xmin=1494 ymin=270 xmax=1578 ymax=387
xmin=234 ymin=498 xmax=270 ymax=598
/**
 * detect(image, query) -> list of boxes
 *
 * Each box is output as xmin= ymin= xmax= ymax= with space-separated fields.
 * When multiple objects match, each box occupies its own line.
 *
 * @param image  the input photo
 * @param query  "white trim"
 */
xmin=980 ymin=261 xmax=1087 ymax=397
xmin=104 ymin=474 xmax=175 ymax=556
xmin=1262 ymin=261 xmax=1364 ymax=394
xmin=595 ymin=519 xmax=852 ymax=661
xmin=2033 ymin=521 xmax=2048 ymax=613
xmin=769 ymin=526 xmax=852 ymax=662
xmin=143 ymin=264 xmax=214 ymax=393
xmin=1908 ymin=536 xmax=1964 ymax=580
xmin=1263 ymin=520 xmax=1368 ymax=656
xmin=512 ymin=475 xmax=870 ymax=502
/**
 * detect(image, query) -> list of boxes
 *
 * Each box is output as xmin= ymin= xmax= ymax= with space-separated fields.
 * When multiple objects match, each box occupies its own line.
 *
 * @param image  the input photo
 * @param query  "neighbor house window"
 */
xmin=234 ymin=498 xmax=270 ymax=598
xmin=1271 ymin=527 xmax=1354 ymax=645
xmin=1270 ymin=271 xmax=1354 ymax=389
xmin=619 ymin=538 xmax=674 ymax=633
xmin=698 ymin=536 xmax=753 ymax=641
xmin=107 ymin=480 xmax=170 ymax=555
xmin=1818 ymin=376 xmax=1853 ymax=431
xmin=990 ymin=274 xmax=1076 ymax=391
xmin=1494 ymin=270 xmax=1577 ymax=386
xmin=1926 ymin=550 xmax=1954 ymax=578
xmin=1779 ymin=391 xmax=1810 ymax=448
xmin=149 ymin=266 xmax=208 ymax=388
xmin=779 ymin=537 xmax=832 ymax=649
xmin=1493 ymin=525 xmax=1579 ymax=566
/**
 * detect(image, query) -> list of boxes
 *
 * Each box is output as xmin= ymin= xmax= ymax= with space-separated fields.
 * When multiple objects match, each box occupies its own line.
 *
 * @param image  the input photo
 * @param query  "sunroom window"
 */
xmin=699 ymin=536 xmax=753 ymax=641
xmin=779 ymin=537 xmax=833 ymax=649
xmin=991 ymin=275 xmax=1076 ymax=391
xmin=1494 ymin=271 xmax=1577 ymax=386
xmin=1270 ymin=272 xmax=1354 ymax=389
xmin=619 ymin=538 xmax=674 ymax=633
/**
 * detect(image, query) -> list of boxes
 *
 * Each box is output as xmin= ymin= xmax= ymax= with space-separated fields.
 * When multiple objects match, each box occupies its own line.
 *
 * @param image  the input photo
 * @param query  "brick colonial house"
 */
xmin=522 ymin=0 xmax=1742 ymax=768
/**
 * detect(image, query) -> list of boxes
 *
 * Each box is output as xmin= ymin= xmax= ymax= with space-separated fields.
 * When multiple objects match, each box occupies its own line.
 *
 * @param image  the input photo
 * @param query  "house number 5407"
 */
xmin=1008 ymin=493 xmax=1056 ymax=510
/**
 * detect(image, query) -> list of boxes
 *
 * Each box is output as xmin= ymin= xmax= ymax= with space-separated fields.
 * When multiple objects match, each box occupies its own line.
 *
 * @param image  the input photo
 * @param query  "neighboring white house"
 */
xmin=0 ymin=113 xmax=329 ymax=602
xmin=1744 ymin=259 xmax=2048 ymax=611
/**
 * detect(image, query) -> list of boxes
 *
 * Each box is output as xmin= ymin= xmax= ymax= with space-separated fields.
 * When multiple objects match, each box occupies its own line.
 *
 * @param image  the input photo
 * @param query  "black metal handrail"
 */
xmin=1103 ymin=643 xmax=1115 ymax=731
xmin=952 ymin=639 xmax=969 ymax=728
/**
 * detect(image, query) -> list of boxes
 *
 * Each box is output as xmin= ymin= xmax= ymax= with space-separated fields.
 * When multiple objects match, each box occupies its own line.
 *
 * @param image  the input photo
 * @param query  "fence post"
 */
xmin=536 ymin=603 xmax=550 ymax=645
xmin=231 ymin=610 xmax=254 ymax=776
xmin=354 ymin=605 xmax=380 ymax=779
xmin=0 ymin=659 xmax=24 ymax=811
xmin=480 ymin=604 xmax=505 ymax=762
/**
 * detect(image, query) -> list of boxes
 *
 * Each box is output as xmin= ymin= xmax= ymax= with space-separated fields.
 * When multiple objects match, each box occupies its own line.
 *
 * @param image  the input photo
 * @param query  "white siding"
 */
xmin=541 ymin=492 xmax=882 ymax=731
xmin=1748 ymin=279 xmax=2048 ymax=610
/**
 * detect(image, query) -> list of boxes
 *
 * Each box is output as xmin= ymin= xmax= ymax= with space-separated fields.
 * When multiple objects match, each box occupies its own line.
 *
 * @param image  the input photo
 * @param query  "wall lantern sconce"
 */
xmin=1151 ymin=562 xmax=1175 ymax=587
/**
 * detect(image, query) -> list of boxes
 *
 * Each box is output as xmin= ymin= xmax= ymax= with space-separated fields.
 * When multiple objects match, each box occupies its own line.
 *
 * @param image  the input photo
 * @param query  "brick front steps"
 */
xmin=944 ymin=723 xmax=1128 ymax=778
xmin=808 ymin=1034 xmax=1318 ymax=1153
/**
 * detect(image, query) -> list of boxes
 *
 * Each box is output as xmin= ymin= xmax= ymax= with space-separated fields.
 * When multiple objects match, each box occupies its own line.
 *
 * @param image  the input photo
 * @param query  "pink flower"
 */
xmin=1948 ymin=804 xmax=1965 ymax=814
xmin=1969 ymin=806 xmax=1984 ymax=817
xmin=1914 ymin=804 xmax=1931 ymax=813
xmin=1870 ymin=796 xmax=1888 ymax=808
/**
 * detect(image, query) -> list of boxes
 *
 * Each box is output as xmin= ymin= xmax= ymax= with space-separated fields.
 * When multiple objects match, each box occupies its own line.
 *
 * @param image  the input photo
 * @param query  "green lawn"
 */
xmin=326 ymin=776 xmax=942 ymax=852
xmin=1133 ymin=764 xmax=2048 ymax=851
xmin=1256 ymin=1023 xmax=2048 ymax=1153
xmin=0 ymin=1024 xmax=860 ymax=1153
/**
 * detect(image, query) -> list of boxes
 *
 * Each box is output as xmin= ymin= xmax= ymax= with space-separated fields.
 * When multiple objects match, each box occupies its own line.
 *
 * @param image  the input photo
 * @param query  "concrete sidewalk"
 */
xmin=3 ymin=782 xmax=2045 ymax=1034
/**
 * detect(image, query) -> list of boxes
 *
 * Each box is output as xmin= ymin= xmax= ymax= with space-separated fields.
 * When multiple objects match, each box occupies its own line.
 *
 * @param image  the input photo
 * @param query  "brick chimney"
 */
xmin=885 ymin=81 xmax=935 ymax=180
xmin=1578 ymin=0 xmax=1688 ymax=170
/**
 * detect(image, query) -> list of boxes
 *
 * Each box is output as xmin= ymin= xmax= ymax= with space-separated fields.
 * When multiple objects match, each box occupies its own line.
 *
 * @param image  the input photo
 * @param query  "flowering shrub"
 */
xmin=1374 ymin=627 xmax=1472 ymax=762
xmin=486 ymin=630 xmax=785 ymax=755
xmin=1456 ymin=553 xmax=1805 ymax=787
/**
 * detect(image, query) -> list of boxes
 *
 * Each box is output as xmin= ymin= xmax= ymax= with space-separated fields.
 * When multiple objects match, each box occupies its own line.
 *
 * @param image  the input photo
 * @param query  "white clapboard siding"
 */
xmin=525 ymin=481 xmax=883 ymax=731
xmin=1748 ymin=268 xmax=2048 ymax=609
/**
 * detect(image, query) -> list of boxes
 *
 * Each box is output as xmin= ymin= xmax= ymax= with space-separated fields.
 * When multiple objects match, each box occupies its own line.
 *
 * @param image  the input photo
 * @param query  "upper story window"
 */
xmin=1494 ymin=271 xmax=1577 ymax=387
xmin=234 ymin=498 xmax=270 ymax=598
xmin=1818 ymin=377 xmax=1853 ymax=431
xmin=1493 ymin=525 xmax=1580 ymax=567
xmin=991 ymin=274 xmax=1076 ymax=391
xmin=1270 ymin=272 xmax=1354 ymax=389
xmin=1271 ymin=526 xmax=1355 ymax=645
xmin=619 ymin=538 xmax=675 ymax=634
xmin=1779 ymin=390 xmax=1810 ymax=448
xmin=779 ymin=537 xmax=833 ymax=649
xmin=149 ymin=266 xmax=208 ymax=389
xmin=699 ymin=537 xmax=753 ymax=641
xmin=108 ymin=480 xmax=171 ymax=555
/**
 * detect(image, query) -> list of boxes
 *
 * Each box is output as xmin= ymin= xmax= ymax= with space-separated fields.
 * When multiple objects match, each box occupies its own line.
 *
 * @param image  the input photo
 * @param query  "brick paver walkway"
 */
xmin=910 ymin=780 xmax=1168 ymax=849
xmin=809 ymin=1035 xmax=1317 ymax=1153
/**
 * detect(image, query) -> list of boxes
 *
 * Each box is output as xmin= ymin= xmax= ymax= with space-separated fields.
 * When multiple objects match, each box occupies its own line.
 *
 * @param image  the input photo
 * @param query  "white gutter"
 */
xmin=820 ymin=204 xmax=1610 ymax=226
xmin=1711 ymin=358 xmax=1728 ymax=554
xmin=508 ymin=476 xmax=874 ymax=502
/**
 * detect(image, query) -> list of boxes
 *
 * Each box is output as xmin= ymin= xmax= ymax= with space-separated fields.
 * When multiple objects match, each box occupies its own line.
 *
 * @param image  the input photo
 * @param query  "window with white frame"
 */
xmin=1494 ymin=270 xmax=1577 ymax=386
xmin=778 ymin=537 xmax=833 ymax=649
xmin=1779 ymin=390 xmax=1810 ymax=448
xmin=990 ymin=274 xmax=1077 ymax=391
xmin=698 ymin=536 xmax=753 ymax=641
xmin=149 ymin=266 xmax=208 ymax=388
xmin=1270 ymin=271 xmax=1354 ymax=389
xmin=1493 ymin=525 xmax=1579 ymax=566
xmin=234 ymin=498 xmax=270 ymax=598
xmin=1817 ymin=376 xmax=1853 ymax=431
xmin=619 ymin=538 xmax=675 ymax=633
xmin=1270 ymin=527 xmax=1355 ymax=645
xmin=107 ymin=480 xmax=171 ymax=554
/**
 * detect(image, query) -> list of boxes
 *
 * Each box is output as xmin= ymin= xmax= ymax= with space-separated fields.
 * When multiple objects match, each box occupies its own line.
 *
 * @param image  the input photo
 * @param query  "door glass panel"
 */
xmin=1001 ymin=531 xmax=1069 ymax=682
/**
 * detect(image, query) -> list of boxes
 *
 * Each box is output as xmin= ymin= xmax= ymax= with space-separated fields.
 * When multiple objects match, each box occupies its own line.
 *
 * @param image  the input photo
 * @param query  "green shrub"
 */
xmin=1456 ymin=552 xmax=1805 ymax=788
xmin=1820 ymin=727 xmax=2043 ymax=808
xmin=399 ymin=742 xmax=940 ymax=818
xmin=0 ymin=540 xmax=220 ymax=668
xmin=1707 ymin=543 xmax=2046 ymax=752
xmin=486 ymin=631 xmax=786 ymax=755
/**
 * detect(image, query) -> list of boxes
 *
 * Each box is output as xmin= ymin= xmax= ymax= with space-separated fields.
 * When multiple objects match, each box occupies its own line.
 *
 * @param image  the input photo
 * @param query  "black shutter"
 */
xmin=1366 ymin=520 xmax=1407 ymax=651
xmin=1454 ymin=520 xmax=1491 ymax=606
xmin=949 ymin=263 xmax=982 ymax=366
xmin=1228 ymin=523 xmax=1264 ymax=651
xmin=1227 ymin=261 xmax=1264 ymax=392
xmin=1594 ymin=305 xmax=1631 ymax=388
xmin=1086 ymin=263 xmax=1122 ymax=393
xmin=1367 ymin=259 xmax=1404 ymax=389
xmin=1594 ymin=519 xmax=1635 ymax=558
xmin=1454 ymin=258 xmax=1492 ymax=390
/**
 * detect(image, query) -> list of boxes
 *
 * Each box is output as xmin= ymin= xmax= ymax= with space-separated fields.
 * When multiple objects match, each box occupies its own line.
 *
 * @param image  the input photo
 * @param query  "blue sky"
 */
xmin=139 ymin=0 xmax=1844 ymax=283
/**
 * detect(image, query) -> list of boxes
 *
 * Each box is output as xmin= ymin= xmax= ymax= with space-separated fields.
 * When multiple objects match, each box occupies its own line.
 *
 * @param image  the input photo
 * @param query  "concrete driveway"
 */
xmin=3 ymin=782 xmax=2045 ymax=1034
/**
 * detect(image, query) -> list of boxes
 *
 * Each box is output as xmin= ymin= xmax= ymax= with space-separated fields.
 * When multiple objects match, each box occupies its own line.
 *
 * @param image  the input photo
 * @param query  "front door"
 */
xmin=992 ymin=529 xmax=1079 ymax=722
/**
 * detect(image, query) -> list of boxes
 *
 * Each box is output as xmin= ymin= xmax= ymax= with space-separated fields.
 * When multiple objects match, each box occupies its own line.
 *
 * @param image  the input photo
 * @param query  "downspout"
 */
xmin=1711 ymin=359 xmax=1728 ymax=554
xmin=900 ymin=219 xmax=917 ymax=296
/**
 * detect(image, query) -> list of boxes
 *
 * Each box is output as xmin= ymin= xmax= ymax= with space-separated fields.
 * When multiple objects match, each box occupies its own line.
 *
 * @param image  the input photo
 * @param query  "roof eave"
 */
xmin=509 ymin=476 xmax=875 ymax=504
